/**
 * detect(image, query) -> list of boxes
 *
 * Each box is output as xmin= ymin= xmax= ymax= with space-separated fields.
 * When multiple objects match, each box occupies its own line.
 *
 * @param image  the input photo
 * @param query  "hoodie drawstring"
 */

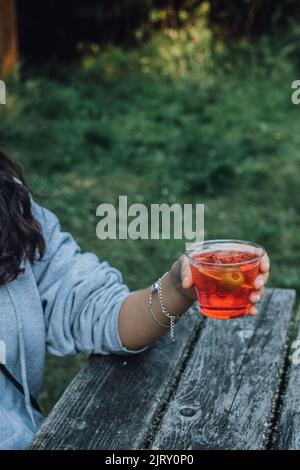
xmin=6 ymin=286 xmax=36 ymax=427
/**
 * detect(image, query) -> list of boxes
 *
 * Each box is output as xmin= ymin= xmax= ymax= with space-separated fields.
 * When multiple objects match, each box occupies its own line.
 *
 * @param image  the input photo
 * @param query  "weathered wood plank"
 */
xmin=151 ymin=288 xmax=296 ymax=450
xmin=273 ymin=308 xmax=300 ymax=450
xmin=30 ymin=305 xmax=202 ymax=450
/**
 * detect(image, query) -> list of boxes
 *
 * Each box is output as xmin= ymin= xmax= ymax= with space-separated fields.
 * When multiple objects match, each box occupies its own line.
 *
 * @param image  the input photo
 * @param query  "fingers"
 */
xmin=260 ymin=254 xmax=270 ymax=274
xmin=253 ymin=272 xmax=269 ymax=290
xmin=248 ymin=305 xmax=258 ymax=316
xmin=180 ymin=256 xmax=193 ymax=289
xmin=249 ymin=287 xmax=264 ymax=316
xmin=249 ymin=279 xmax=266 ymax=317
xmin=250 ymin=254 xmax=269 ymax=312
xmin=179 ymin=252 xmax=270 ymax=316
xmin=249 ymin=287 xmax=264 ymax=304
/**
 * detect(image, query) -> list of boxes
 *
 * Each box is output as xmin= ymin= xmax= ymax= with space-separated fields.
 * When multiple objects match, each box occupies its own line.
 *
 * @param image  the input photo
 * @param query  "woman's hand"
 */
xmin=170 ymin=253 xmax=270 ymax=316
xmin=248 ymin=254 xmax=270 ymax=315
xmin=119 ymin=252 xmax=270 ymax=350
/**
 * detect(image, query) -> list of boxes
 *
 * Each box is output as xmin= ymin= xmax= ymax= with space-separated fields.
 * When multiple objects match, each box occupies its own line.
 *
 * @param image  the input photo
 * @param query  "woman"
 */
xmin=0 ymin=151 xmax=269 ymax=449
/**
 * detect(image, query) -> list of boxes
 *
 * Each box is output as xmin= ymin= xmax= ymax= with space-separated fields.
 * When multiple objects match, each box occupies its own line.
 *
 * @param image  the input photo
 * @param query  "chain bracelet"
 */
xmin=150 ymin=272 xmax=177 ymax=342
xmin=148 ymin=287 xmax=169 ymax=328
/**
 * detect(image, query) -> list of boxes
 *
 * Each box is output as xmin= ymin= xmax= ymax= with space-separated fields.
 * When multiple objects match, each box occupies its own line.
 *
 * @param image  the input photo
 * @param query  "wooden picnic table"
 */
xmin=30 ymin=288 xmax=300 ymax=450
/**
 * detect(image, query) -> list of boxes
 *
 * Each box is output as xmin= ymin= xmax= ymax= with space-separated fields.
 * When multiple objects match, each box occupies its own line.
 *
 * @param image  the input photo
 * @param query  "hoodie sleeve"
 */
xmin=31 ymin=201 xmax=148 ymax=357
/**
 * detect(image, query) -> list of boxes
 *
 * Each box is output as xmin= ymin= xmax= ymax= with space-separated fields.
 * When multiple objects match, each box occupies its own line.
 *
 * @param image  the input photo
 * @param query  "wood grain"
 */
xmin=273 ymin=308 xmax=300 ymax=450
xmin=30 ymin=305 xmax=203 ymax=449
xmin=151 ymin=288 xmax=296 ymax=450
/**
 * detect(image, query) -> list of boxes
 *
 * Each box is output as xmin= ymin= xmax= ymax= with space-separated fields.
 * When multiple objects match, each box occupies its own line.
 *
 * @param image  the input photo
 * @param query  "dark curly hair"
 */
xmin=0 ymin=150 xmax=45 ymax=285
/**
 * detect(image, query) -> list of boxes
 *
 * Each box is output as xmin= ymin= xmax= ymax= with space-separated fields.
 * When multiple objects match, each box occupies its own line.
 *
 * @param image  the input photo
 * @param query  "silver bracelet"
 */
xmin=150 ymin=272 xmax=177 ymax=341
xmin=148 ymin=291 xmax=170 ymax=328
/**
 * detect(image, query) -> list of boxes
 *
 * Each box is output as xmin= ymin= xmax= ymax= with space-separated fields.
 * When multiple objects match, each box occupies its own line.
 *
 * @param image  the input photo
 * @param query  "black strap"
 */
xmin=0 ymin=363 xmax=42 ymax=414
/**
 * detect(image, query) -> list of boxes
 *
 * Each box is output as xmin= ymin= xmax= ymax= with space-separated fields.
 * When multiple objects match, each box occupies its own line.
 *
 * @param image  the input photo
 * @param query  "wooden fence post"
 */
xmin=0 ymin=0 xmax=18 ymax=76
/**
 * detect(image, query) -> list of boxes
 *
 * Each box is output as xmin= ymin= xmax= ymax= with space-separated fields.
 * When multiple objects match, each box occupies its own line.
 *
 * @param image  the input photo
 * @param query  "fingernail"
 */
xmin=257 ymin=279 xmax=264 ymax=288
xmin=182 ymin=276 xmax=189 ymax=286
xmin=253 ymin=295 xmax=261 ymax=303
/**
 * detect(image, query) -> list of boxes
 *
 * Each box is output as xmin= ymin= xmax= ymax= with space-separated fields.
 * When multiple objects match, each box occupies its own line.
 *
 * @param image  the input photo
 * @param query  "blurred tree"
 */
xmin=17 ymin=0 xmax=153 ymax=63
xmin=208 ymin=0 xmax=300 ymax=38
xmin=17 ymin=0 xmax=78 ymax=63
xmin=0 ymin=0 xmax=18 ymax=75
xmin=14 ymin=0 xmax=300 ymax=65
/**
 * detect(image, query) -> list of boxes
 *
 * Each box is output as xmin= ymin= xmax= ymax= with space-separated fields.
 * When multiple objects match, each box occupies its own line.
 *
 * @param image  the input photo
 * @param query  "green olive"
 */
xmin=219 ymin=270 xmax=245 ymax=292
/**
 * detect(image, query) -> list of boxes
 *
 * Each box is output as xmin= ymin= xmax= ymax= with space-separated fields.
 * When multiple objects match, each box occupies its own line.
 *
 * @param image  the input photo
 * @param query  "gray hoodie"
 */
xmin=0 ymin=200 xmax=145 ymax=449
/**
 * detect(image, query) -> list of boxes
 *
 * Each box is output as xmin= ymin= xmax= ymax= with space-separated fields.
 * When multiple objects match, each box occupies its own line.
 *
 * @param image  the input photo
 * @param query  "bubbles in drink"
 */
xmin=190 ymin=249 xmax=261 ymax=320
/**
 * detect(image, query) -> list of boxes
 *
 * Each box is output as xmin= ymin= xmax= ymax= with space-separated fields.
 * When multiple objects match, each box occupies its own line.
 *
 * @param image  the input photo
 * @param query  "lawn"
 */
xmin=1 ymin=21 xmax=300 ymax=411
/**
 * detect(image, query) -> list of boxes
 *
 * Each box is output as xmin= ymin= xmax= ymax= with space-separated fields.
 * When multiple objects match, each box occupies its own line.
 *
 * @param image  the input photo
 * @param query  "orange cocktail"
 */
xmin=187 ymin=240 xmax=265 ymax=320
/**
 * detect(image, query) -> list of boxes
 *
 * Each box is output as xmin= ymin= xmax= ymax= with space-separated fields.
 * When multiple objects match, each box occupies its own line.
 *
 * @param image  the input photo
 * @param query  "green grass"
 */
xmin=1 ymin=21 xmax=300 ymax=411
